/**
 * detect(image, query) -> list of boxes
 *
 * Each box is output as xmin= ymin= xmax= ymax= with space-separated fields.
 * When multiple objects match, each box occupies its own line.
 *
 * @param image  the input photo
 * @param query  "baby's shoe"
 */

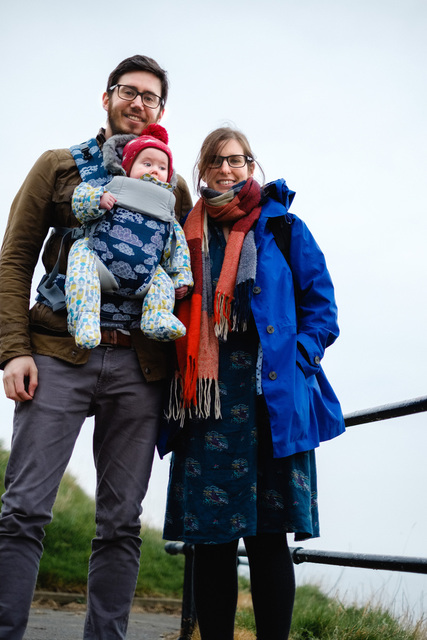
xmin=140 ymin=268 xmax=186 ymax=341
xmin=141 ymin=306 xmax=186 ymax=341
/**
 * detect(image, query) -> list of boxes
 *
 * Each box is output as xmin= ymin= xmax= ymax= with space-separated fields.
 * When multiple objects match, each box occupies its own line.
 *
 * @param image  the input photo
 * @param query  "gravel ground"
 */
xmin=25 ymin=607 xmax=181 ymax=640
xmin=22 ymin=594 xmax=182 ymax=640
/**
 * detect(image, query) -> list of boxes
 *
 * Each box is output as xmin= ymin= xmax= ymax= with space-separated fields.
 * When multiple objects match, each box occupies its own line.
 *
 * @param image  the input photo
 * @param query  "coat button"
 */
xmin=268 ymin=371 xmax=277 ymax=380
xmin=144 ymin=367 xmax=151 ymax=374
xmin=253 ymin=286 xmax=261 ymax=295
xmin=314 ymin=356 xmax=320 ymax=365
xmin=267 ymin=325 xmax=275 ymax=334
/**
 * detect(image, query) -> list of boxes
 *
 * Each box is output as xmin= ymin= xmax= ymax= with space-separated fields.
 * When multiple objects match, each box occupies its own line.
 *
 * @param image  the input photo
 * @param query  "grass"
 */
xmin=1 ymin=442 xmax=426 ymax=638
xmin=229 ymin=584 xmax=427 ymax=640
xmin=135 ymin=525 xmax=185 ymax=596
xmin=289 ymin=583 xmax=426 ymax=640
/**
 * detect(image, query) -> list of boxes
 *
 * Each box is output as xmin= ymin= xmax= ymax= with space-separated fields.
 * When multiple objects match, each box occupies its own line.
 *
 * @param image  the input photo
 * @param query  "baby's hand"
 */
xmin=175 ymin=286 xmax=189 ymax=300
xmin=100 ymin=191 xmax=117 ymax=211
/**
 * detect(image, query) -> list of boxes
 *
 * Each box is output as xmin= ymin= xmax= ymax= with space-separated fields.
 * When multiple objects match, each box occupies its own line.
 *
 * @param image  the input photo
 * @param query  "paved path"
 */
xmin=25 ymin=607 xmax=181 ymax=640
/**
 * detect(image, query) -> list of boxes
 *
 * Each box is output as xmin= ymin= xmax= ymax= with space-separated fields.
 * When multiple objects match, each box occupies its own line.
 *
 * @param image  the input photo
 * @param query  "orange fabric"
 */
xmin=175 ymin=179 xmax=262 ymax=415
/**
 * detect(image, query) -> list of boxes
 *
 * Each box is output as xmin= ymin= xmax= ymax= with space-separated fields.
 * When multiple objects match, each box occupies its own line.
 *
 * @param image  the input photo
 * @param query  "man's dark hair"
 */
xmin=106 ymin=55 xmax=169 ymax=104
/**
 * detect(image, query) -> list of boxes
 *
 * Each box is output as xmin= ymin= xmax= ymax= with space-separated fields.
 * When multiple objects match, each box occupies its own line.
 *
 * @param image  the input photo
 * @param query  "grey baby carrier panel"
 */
xmin=107 ymin=175 xmax=176 ymax=222
xmin=92 ymin=176 xmax=176 ymax=298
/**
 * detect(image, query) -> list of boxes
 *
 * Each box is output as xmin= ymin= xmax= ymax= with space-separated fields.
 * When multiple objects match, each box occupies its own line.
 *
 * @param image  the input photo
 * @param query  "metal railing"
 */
xmin=165 ymin=395 xmax=427 ymax=640
xmin=343 ymin=395 xmax=427 ymax=427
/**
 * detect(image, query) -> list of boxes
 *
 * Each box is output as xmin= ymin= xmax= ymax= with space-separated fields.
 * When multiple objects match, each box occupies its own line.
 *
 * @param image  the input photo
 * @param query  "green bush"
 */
xmin=38 ymin=473 xmax=96 ymax=591
xmin=135 ymin=526 xmax=185 ymax=597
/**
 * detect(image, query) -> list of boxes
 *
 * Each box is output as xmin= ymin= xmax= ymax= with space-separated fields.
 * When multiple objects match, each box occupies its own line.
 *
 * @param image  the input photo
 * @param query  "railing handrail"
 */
xmin=343 ymin=395 xmax=427 ymax=427
xmin=167 ymin=541 xmax=427 ymax=575
xmin=288 ymin=548 xmax=427 ymax=574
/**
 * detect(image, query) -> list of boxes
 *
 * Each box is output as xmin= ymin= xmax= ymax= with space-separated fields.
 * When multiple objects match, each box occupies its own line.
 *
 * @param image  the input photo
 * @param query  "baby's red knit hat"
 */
xmin=122 ymin=124 xmax=173 ymax=181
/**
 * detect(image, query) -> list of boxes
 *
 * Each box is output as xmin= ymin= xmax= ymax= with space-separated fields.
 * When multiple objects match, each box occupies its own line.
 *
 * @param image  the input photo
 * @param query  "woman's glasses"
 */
xmin=208 ymin=154 xmax=254 ymax=169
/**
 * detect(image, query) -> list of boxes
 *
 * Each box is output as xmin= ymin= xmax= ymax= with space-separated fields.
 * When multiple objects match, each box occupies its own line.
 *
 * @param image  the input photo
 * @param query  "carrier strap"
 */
xmin=36 ymin=139 xmax=112 ymax=310
xmin=36 ymin=227 xmax=85 ymax=311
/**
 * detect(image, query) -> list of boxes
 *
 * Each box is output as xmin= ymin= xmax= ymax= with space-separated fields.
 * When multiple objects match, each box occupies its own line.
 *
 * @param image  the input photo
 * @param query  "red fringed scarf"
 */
xmin=169 ymin=178 xmax=262 ymax=422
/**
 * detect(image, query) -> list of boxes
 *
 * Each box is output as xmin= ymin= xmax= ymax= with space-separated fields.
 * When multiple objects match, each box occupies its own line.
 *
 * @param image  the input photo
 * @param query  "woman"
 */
xmin=162 ymin=127 xmax=345 ymax=640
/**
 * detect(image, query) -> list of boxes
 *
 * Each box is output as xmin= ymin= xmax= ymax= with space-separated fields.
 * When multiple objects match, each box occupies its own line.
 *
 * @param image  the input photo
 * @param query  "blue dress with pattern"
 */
xmin=163 ymin=222 xmax=319 ymax=544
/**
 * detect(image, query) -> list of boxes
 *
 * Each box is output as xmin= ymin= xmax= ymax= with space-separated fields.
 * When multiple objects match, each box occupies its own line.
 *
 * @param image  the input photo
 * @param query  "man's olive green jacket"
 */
xmin=0 ymin=133 xmax=192 ymax=380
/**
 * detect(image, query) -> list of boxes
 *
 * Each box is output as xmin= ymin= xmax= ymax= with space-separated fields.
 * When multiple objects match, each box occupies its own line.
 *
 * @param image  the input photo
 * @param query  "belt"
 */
xmin=100 ymin=329 xmax=132 ymax=348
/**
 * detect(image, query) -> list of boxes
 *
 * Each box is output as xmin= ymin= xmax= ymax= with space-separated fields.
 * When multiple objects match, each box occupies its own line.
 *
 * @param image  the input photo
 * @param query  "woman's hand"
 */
xmin=3 ymin=355 xmax=38 ymax=402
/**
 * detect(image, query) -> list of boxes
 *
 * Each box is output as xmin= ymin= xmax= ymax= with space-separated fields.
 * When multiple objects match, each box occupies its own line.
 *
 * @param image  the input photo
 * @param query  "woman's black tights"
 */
xmin=193 ymin=533 xmax=295 ymax=640
xmin=245 ymin=533 xmax=296 ymax=639
xmin=193 ymin=539 xmax=239 ymax=640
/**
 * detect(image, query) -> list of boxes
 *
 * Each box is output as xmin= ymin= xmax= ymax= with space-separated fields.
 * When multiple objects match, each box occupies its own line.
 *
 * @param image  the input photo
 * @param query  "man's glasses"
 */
xmin=109 ymin=84 xmax=163 ymax=109
xmin=208 ymin=154 xmax=254 ymax=169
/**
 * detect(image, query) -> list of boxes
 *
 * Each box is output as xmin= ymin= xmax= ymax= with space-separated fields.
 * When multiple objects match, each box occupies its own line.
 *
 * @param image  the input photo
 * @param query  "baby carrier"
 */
xmin=37 ymin=135 xmax=187 ymax=347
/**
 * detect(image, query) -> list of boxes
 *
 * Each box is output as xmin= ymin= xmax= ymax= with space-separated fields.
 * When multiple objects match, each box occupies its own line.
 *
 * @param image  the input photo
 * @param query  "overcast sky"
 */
xmin=1 ymin=0 xmax=426 ymax=622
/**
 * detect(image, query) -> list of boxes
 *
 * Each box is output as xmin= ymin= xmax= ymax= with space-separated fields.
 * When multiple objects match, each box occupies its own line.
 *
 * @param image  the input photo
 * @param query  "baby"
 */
xmin=65 ymin=124 xmax=193 ymax=348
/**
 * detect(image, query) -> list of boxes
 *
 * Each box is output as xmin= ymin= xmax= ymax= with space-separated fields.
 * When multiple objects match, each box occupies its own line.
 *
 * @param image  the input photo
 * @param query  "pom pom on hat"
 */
xmin=122 ymin=124 xmax=173 ymax=181
xmin=145 ymin=123 xmax=168 ymax=145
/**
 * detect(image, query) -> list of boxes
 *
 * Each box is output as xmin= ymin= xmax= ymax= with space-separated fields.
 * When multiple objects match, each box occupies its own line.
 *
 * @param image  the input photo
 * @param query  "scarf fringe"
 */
xmin=214 ymin=291 xmax=233 ymax=340
xmin=197 ymin=377 xmax=221 ymax=419
xmin=183 ymin=355 xmax=197 ymax=409
xmin=166 ymin=374 xmax=222 ymax=426
xmin=165 ymin=374 xmax=186 ymax=427
xmin=214 ymin=280 xmax=254 ymax=336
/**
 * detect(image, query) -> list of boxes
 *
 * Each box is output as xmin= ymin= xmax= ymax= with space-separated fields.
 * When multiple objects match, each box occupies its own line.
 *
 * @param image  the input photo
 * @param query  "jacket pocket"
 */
xmin=29 ymin=303 xmax=68 ymax=333
xmin=296 ymin=339 xmax=321 ymax=378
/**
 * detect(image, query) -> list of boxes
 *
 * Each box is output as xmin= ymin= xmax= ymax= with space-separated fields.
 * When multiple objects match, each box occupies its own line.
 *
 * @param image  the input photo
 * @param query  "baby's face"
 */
xmin=129 ymin=147 xmax=169 ymax=182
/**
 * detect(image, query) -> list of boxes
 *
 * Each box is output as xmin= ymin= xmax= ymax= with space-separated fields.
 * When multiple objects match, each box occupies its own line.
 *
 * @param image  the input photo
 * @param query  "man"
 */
xmin=0 ymin=55 xmax=192 ymax=639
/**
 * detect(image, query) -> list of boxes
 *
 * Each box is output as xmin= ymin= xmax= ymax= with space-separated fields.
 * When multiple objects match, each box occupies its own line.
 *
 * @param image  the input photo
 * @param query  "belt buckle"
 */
xmin=100 ymin=328 xmax=131 ymax=348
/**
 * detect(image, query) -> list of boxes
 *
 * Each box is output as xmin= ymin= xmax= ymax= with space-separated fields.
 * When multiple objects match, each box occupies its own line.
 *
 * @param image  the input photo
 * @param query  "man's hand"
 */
xmin=3 ymin=356 xmax=38 ymax=402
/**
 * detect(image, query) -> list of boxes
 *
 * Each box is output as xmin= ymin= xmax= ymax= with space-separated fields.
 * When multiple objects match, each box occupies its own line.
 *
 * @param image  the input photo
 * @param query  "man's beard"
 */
xmin=107 ymin=103 xmax=159 ymax=136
